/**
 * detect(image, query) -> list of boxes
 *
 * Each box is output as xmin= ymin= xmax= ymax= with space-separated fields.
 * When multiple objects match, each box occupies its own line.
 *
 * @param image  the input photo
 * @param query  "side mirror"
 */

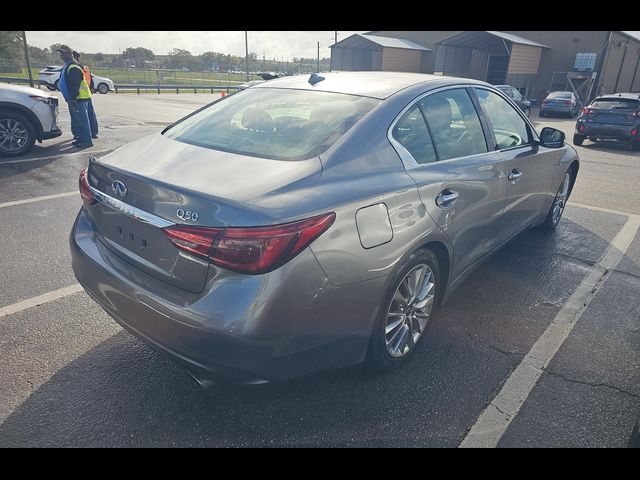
xmin=539 ymin=127 xmax=565 ymax=148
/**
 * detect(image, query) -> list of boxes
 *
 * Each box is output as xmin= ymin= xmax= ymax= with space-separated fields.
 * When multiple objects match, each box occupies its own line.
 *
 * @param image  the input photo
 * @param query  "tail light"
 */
xmin=582 ymin=108 xmax=592 ymax=115
xmin=163 ymin=213 xmax=336 ymax=274
xmin=563 ymin=100 xmax=572 ymax=105
xmin=632 ymin=128 xmax=638 ymax=137
xmin=578 ymin=124 xmax=586 ymax=132
xmin=79 ymin=167 xmax=96 ymax=204
xmin=542 ymin=99 xmax=550 ymax=105
xmin=633 ymin=110 xmax=640 ymax=118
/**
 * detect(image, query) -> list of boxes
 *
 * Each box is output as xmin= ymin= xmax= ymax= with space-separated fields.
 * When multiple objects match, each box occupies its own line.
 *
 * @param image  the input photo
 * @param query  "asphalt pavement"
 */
xmin=0 ymin=92 xmax=638 ymax=447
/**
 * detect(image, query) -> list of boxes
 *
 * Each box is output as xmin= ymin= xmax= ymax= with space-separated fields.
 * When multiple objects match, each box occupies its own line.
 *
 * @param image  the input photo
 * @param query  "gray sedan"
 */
xmin=70 ymin=72 xmax=579 ymax=385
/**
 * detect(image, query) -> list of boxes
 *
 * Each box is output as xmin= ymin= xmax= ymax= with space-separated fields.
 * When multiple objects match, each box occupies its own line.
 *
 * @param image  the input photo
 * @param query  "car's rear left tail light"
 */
xmin=163 ymin=213 xmax=336 ymax=274
xmin=79 ymin=167 xmax=96 ymax=205
xmin=632 ymin=128 xmax=639 ymax=137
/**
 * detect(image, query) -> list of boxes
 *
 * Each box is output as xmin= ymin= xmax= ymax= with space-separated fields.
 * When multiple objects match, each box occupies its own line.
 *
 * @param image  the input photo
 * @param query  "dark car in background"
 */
xmin=495 ymin=85 xmax=531 ymax=117
xmin=540 ymin=91 xmax=579 ymax=118
xmin=574 ymin=93 xmax=640 ymax=150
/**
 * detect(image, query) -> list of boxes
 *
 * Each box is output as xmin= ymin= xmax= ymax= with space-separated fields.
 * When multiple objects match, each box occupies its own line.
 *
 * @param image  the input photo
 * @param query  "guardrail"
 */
xmin=0 ymin=76 xmax=39 ymax=86
xmin=114 ymin=85 xmax=241 ymax=94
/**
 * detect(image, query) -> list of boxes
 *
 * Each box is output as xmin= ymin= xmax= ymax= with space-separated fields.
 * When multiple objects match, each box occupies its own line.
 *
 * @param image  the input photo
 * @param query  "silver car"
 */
xmin=70 ymin=72 xmax=579 ymax=385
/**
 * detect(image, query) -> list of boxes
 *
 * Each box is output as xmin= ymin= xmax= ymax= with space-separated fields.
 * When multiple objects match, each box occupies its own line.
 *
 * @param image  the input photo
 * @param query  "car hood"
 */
xmin=0 ymin=83 xmax=54 ymax=98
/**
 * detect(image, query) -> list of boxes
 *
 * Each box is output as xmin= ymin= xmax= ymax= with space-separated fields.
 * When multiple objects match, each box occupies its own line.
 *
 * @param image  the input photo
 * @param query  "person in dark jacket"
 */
xmin=72 ymin=51 xmax=98 ymax=140
xmin=56 ymin=45 xmax=93 ymax=149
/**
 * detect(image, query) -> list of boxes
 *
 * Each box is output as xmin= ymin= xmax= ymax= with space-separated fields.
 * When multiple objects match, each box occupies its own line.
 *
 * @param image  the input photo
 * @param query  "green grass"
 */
xmin=0 ymin=67 xmax=260 ymax=87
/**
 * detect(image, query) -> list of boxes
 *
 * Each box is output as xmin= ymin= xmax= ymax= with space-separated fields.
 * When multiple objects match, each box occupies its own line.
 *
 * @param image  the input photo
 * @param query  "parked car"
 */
xmin=495 ymin=84 xmax=531 ymax=117
xmin=540 ymin=91 xmax=579 ymax=118
xmin=70 ymin=72 xmax=579 ymax=386
xmin=574 ymin=93 xmax=640 ymax=150
xmin=38 ymin=66 xmax=115 ymax=94
xmin=630 ymin=417 xmax=640 ymax=448
xmin=0 ymin=83 xmax=62 ymax=157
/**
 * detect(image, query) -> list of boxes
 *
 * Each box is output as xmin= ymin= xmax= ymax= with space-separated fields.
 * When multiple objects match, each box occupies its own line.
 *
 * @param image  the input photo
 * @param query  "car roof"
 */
xmin=250 ymin=71 xmax=471 ymax=99
xmin=596 ymin=92 xmax=640 ymax=100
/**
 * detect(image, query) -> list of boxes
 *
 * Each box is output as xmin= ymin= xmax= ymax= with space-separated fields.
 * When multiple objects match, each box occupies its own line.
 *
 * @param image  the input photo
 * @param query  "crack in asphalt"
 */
xmin=544 ymin=370 xmax=640 ymax=401
xmin=464 ymin=331 xmax=521 ymax=358
xmin=552 ymin=252 xmax=597 ymax=267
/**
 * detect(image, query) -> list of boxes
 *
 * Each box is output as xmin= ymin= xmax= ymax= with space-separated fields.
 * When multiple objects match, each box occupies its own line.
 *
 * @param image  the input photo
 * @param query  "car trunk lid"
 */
xmin=84 ymin=133 xmax=322 ymax=292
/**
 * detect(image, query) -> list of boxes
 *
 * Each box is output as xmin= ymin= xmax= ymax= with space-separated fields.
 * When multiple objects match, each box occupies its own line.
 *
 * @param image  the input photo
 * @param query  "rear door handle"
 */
xmin=435 ymin=189 xmax=459 ymax=208
xmin=508 ymin=169 xmax=523 ymax=183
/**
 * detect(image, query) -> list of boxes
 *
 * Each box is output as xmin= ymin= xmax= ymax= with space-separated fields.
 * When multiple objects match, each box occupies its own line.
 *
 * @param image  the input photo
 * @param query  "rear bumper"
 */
xmin=541 ymin=106 xmax=572 ymax=113
xmin=70 ymin=208 xmax=383 ymax=385
xmin=577 ymin=122 xmax=638 ymax=140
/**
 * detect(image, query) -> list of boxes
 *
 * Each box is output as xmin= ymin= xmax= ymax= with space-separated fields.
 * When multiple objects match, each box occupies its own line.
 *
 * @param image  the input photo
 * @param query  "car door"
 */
xmin=472 ymin=86 xmax=560 ymax=245
xmin=390 ymin=86 xmax=507 ymax=281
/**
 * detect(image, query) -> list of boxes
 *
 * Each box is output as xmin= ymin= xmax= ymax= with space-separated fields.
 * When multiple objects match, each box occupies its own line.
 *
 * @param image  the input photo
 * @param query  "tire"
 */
xmin=0 ymin=111 xmax=36 ymax=157
xmin=540 ymin=169 xmax=573 ymax=231
xmin=366 ymin=248 xmax=440 ymax=373
xmin=573 ymin=134 xmax=585 ymax=146
xmin=53 ymin=80 xmax=59 ymax=91
xmin=633 ymin=141 xmax=640 ymax=152
xmin=45 ymin=84 xmax=56 ymax=91
xmin=97 ymin=83 xmax=109 ymax=94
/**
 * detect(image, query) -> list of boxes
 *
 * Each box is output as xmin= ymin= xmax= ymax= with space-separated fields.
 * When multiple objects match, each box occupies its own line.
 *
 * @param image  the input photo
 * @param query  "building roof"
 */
xmin=437 ymin=31 xmax=550 ymax=49
xmin=252 ymin=71 xmax=450 ymax=99
xmin=331 ymin=33 xmax=431 ymax=52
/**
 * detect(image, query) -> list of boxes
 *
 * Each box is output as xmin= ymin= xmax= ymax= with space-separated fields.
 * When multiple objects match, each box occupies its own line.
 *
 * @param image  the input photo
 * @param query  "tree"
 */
xmin=94 ymin=52 xmax=104 ymax=63
xmin=167 ymin=48 xmax=194 ymax=69
xmin=121 ymin=47 xmax=154 ymax=67
xmin=0 ymin=31 xmax=23 ymax=71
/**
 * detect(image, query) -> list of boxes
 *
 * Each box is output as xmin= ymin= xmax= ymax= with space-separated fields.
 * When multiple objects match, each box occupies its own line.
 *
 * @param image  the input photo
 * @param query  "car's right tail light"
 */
xmin=163 ymin=213 xmax=336 ymax=275
xmin=79 ymin=167 xmax=96 ymax=205
xmin=582 ymin=107 xmax=592 ymax=115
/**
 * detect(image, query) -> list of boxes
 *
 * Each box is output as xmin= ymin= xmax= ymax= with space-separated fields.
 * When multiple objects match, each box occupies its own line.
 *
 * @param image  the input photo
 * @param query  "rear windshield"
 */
xmin=548 ymin=92 xmax=572 ymax=99
xmin=163 ymin=88 xmax=379 ymax=160
xmin=590 ymin=98 xmax=640 ymax=110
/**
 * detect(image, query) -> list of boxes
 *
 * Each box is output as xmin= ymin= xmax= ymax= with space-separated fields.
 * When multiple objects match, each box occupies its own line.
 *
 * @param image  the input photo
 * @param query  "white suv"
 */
xmin=0 ymin=83 xmax=62 ymax=157
xmin=38 ymin=66 xmax=115 ymax=94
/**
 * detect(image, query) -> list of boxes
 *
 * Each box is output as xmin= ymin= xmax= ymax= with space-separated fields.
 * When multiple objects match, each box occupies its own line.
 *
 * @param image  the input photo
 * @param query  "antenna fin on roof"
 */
xmin=308 ymin=73 xmax=325 ymax=86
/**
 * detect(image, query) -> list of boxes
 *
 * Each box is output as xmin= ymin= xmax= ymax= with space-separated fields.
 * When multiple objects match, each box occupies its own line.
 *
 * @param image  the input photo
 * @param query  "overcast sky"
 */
xmin=25 ymin=31 xmax=366 ymax=59
xmin=25 ymin=31 xmax=640 ymax=59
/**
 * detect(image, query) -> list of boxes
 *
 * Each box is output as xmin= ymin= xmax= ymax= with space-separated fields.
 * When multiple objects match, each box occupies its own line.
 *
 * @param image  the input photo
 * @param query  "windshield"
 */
xmin=591 ymin=98 xmax=640 ymax=110
xmin=163 ymin=88 xmax=380 ymax=160
xmin=548 ymin=92 xmax=572 ymax=99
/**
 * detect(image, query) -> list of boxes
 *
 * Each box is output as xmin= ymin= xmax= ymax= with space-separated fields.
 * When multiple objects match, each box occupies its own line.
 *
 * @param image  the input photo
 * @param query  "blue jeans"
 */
xmin=87 ymin=98 xmax=98 ymax=137
xmin=68 ymin=100 xmax=92 ymax=145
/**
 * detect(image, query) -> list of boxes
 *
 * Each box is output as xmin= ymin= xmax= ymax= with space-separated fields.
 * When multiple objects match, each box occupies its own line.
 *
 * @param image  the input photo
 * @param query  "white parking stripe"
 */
xmin=0 ymin=191 xmax=77 ymax=209
xmin=0 ymin=148 xmax=112 ymax=165
xmin=460 ymin=214 xmax=640 ymax=448
xmin=568 ymin=201 xmax=640 ymax=220
xmin=0 ymin=284 xmax=83 ymax=319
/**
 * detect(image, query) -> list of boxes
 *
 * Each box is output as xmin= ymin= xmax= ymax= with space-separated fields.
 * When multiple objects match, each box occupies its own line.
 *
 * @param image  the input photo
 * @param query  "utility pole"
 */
xmin=317 ymin=41 xmax=320 ymax=72
xmin=335 ymin=31 xmax=338 ymax=44
xmin=22 ymin=31 xmax=34 ymax=88
xmin=245 ymin=31 xmax=249 ymax=81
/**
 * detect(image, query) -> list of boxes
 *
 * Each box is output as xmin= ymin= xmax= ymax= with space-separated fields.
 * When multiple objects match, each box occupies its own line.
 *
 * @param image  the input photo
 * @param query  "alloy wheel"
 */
xmin=385 ymin=264 xmax=436 ymax=358
xmin=552 ymin=172 xmax=571 ymax=225
xmin=0 ymin=118 xmax=29 ymax=153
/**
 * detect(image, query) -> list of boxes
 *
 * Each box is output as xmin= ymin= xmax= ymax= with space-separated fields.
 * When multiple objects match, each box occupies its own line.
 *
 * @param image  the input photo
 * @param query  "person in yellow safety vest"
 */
xmin=73 ymin=51 xmax=99 ymax=141
xmin=56 ymin=45 xmax=94 ymax=149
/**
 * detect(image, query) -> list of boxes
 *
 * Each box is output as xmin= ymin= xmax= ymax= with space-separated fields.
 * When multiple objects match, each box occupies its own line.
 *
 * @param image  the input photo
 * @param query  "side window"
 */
xmin=392 ymin=105 xmax=437 ymax=165
xmin=511 ymin=88 xmax=523 ymax=101
xmin=474 ymin=88 xmax=531 ymax=150
xmin=419 ymin=89 xmax=488 ymax=161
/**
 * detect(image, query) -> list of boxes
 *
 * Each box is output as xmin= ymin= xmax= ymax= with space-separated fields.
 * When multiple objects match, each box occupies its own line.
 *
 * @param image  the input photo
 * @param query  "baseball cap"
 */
xmin=56 ymin=45 xmax=73 ymax=54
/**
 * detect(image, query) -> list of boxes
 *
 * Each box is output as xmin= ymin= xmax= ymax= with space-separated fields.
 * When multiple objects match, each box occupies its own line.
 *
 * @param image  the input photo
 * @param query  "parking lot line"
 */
xmin=568 ymin=201 xmax=639 ymax=220
xmin=459 ymin=214 xmax=640 ymax=448
xmin=0 ymin=284 xmax=83 ymax=319
xmin=0 ymin=191 xmax=78 ymax=209
xmin=0 ymin=148 xmax=112 ymax=165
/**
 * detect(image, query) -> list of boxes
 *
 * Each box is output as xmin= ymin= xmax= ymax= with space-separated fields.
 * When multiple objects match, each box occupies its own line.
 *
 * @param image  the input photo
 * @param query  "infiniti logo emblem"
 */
xmin=111 ymin=180 xmax=128 ymax=198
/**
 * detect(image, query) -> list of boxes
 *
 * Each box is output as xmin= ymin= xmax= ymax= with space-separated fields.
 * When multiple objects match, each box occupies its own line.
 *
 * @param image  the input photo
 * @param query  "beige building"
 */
xmin=330 ymin=31 xmax=640 ymax=103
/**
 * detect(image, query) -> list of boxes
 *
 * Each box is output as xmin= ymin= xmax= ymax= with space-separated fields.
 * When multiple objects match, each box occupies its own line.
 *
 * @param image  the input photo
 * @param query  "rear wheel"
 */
xmin=540 ymin=170 xmax=573 ymax=231
xmin=0 ymin=112 xmax=36 ymax=157
xmin=97 ymin=83 xmax=109 ymax=94
xmin=573 ymin=134 xmax=585 ymax=146
xmin=366 ymin=249 xmax=440 ymax=372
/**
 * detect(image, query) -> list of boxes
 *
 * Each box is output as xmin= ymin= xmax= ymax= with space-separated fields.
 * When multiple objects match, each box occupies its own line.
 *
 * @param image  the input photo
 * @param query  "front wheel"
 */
xmin=97 ymin=83 xmax=109 ymax=94
xmin=0 ymin=112 xmax=36 ymax=157
xmin=540 ymin=170 xmax=573 ymax=231
xmin=366 ymin=249 xmax=440 ymax=372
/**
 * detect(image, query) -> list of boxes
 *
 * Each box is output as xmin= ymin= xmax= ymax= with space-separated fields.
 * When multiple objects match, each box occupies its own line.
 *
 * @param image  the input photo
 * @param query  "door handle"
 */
xmin=435 ymin=189 xmax=459 ymax=208
xmin=508 ymin=169 xmax=523 ymax=183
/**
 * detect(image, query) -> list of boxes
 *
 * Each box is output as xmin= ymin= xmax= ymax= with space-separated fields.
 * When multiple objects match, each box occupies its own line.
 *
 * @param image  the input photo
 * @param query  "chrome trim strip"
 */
xmin=89 ymin=186 xmax=175 ymax=228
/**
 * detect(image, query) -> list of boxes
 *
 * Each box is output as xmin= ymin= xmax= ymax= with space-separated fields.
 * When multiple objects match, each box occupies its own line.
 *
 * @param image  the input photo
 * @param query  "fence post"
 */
xmin=137 ymin=88 xmax=140 ymax=94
